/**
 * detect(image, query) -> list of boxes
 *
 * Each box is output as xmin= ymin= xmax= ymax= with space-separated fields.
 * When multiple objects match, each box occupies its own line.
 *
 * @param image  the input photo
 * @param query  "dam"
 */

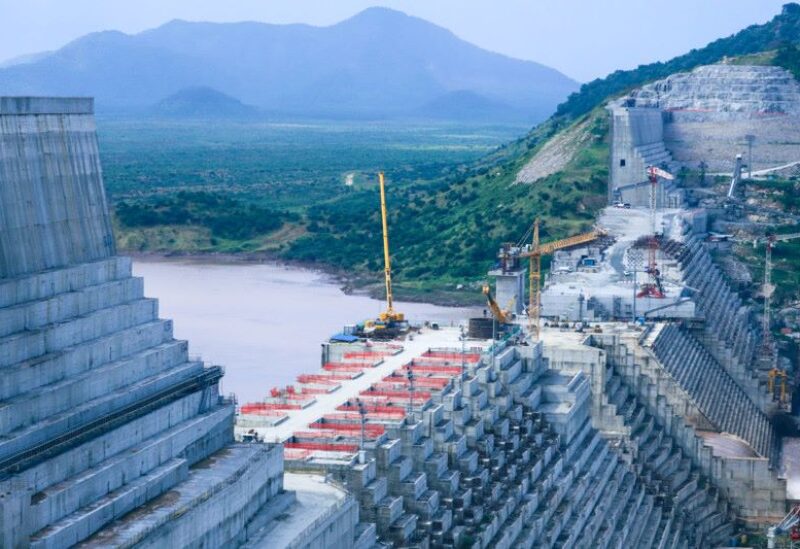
xmin=0 ymin=94 xmax=797 ymax=548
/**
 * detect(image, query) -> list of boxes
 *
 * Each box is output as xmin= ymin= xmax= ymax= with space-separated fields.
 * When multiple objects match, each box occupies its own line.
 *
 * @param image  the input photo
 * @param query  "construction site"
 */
xmin=1 ymin=60 xmax=800 ymax=549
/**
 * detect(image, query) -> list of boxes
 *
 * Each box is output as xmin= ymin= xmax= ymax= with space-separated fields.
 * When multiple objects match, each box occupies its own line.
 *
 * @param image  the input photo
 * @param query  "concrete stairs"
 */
xmin=602 ymin=370 xmax=734 ymax=546
xmin=0 ymin=255 xmax=275 ymax=547
xmin=651 ymin=323 xmax=774 ymax=458
xmin=676 ymin=238 xmax=768 ymax=407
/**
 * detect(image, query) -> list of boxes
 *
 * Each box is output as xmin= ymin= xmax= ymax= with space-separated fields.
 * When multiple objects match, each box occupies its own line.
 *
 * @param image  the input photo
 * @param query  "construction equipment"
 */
xmin=638 ymin=166 xmax=674 ymax=299
xmin=767 ymin=505 xmax=800 ymax=548
xmin=727 ymin=153 xmax=745 ymax=200
xmin=519 ymin=219 xmax=607 ymax=340
xmin=377 ymin=172 xmax=403 ymax=324
xmin=768 ymin=367 xmax=789 ymax=406
xmin=482 ymin=283 xmax=511 ymax=324
xmin=750 ymin=232 xmax=800 ymax=355
xmin=354 ymin=172 xmax=407 ymax=340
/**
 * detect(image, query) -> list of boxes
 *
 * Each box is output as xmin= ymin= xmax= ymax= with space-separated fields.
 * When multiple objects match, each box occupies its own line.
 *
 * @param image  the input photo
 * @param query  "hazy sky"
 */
xmin=0 ymin=0 xmax=790 ymax=81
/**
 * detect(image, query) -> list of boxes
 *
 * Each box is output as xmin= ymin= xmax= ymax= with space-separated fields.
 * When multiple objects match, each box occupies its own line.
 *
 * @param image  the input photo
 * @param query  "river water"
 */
xmin=132 ymin=259 xmax=477 ymax=404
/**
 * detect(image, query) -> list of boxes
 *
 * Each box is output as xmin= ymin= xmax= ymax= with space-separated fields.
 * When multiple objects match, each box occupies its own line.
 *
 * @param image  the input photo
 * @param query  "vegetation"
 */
xmin=104 ymin=3 xmax=800 ymax=303
xmin=283 ymin=110 xmax=608 ymax=285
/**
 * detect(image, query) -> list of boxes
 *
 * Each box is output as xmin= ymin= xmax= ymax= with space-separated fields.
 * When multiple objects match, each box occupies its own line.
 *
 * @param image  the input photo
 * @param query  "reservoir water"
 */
xmin=133 ymin=259 xmax=478 ymax=404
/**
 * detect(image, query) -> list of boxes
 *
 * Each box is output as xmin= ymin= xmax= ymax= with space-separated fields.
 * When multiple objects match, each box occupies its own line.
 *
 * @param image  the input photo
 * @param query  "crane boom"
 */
xmin=519 ymin=227 xmax=607 ymax=258
xmin=378 ymin=172 xmax=403 ymax=323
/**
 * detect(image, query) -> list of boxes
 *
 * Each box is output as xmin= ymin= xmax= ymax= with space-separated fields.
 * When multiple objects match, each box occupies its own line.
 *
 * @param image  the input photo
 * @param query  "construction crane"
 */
xmin=638 ymin=166 xmax=674 ymax=299
xmin=482 ymin=283 xmax=511 ymax=324
xmin=750 ymin=232 xmax=800 ymax=351
xmin=377 ymin=172 xmax=403 ymax=324
xmin=767 ymin=505 xmax=800 ymax=548
xmin=355 ymin=172 xmax=406 ymax=340
xmin=519 ymin=219 xmax=607 ymax=340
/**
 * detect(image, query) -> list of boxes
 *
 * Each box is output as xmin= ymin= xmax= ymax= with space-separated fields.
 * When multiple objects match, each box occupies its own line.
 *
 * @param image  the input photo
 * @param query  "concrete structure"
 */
xmin=238 ymin=325 xmax=738 ymax=546
xmin=489 ymin=267 xmax=526 ymax=316
xmin=608 ymin=64 xmax=800 ymax=201
xmin=540 ymin=207 xmax=700 ymax=323
xmin=0 ymin=97 xmax=354 ymax=548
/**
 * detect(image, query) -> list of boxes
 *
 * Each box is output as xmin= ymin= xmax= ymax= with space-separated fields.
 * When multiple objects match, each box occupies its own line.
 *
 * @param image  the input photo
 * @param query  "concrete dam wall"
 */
xmin=609 ymin=64 xmax=800 ymax=196
xmin=0 ymin=98 xmax=114 ymax=277
xmin=0 ymin=98 xmax=355 ymax=548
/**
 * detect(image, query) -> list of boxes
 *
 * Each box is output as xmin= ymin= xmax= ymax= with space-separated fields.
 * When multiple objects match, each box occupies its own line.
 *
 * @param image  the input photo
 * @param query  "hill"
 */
xmin=110 ymin=3 xmax=800 ymax=303
xmin=0 ymin=7 xmax=578 ymax=123
xmin=152 ymin=87 xmax=259 ymax=118
xmin=277 ymin=3 xmax=800 ymax=298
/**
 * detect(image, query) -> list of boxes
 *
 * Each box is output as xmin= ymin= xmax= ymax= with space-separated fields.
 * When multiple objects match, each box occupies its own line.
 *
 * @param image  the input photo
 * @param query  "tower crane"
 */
xmin=638 ymin=166 xmax=674 ymax=299
xmin=741 ymin=231 xmax=800 ymax=406
xmin=518 ymin=219 xmax=607 ymax=340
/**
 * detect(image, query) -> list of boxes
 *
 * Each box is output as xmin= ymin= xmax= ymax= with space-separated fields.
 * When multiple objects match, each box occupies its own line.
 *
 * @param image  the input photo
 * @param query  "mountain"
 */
xmin=415 ymin=90 xmax=521 ymax=122
xmin=0 ymin=8 xmax=578 ymax=122
xmin=152 ymin=86 xmax=259 ymax=118
xmin=0 ymin=51 xmax=52 ymax=69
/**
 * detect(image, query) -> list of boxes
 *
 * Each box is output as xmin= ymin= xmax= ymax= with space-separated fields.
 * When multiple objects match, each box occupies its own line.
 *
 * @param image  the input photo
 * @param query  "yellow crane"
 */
xmin=377 ymin=172 xmax=403 ymax=323
xmin=519 ymin=219 xmax=607 ymax=340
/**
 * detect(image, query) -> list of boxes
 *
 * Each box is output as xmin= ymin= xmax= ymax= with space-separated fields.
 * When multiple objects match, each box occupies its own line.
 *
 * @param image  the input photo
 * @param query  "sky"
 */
xmin=0 ymin=0 xmax=790 ymax=82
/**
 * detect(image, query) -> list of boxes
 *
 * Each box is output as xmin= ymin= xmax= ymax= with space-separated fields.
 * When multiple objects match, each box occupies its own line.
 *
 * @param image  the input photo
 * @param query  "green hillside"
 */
xmin=114 ymin=3 xmax=800 ymax=303
xmin=277 ymin=3 xmax=800 ymax=297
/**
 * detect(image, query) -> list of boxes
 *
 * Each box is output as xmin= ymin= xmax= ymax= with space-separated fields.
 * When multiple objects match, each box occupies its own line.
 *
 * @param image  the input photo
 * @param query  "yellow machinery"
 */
xmin=519 ymin=219 xmax=606 ymax=340
xmin=768 ymin=367 xmax=789 ymax=407
xmin=482 ymin=283 xmax=511 ymax=324
xmin=377 ymin=172 xmax=404 ymax=324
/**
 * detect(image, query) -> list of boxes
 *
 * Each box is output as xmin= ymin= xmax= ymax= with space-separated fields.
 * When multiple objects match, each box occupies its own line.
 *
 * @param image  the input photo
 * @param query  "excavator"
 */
xmin=482 ymin=283 xmax=511 ymax=325
xmin=355 ymin=172 xmax=408 ymax=340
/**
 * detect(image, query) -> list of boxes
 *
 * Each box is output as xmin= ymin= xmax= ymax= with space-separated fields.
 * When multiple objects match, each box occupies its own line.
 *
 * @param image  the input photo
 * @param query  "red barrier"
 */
xmin=336 ymin=403 xmax=407 ymax=416
xmin=422 ymin=351 xmax=481 ymax=362
xmin=344 ymin=351 xmax=391 ymax=359
xmin=323 ymin=363 xmax=369 ymax=372
xmin=381 ymin=376 xmax=450 ymax=388
xmin=310 ymin=422 xmax=385 ymax=436
xmin=361 ymin=389 xmax=431 ymax=399
xmin=401 ymin=364 xmax=463 ymax=375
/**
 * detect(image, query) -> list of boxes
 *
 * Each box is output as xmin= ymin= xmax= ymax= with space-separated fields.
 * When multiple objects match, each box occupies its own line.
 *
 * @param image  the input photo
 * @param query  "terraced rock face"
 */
xmin=624 ymin=64 xmax=800 ymax=173
xmin=629 ymin=65 xmax=800 ymax=115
